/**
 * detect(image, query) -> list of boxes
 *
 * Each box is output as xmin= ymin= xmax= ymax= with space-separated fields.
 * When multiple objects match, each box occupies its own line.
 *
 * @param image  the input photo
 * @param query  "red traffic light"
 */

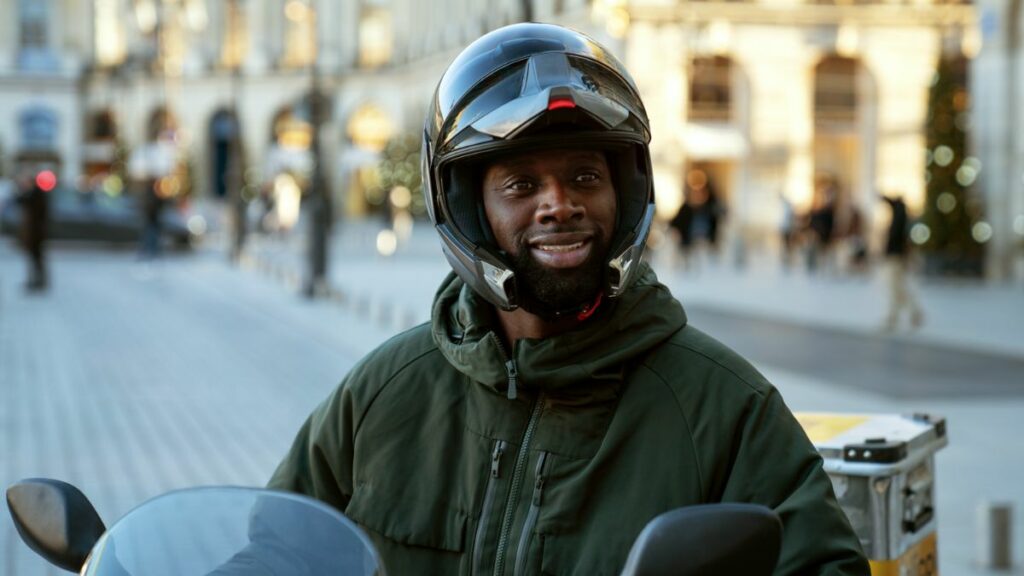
xmin=35 ymin=170 xmax=57 ymax=192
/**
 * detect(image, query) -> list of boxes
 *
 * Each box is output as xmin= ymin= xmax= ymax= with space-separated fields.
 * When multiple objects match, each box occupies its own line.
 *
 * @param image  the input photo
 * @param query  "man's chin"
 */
xmin=514 ymin=255 xmax=606 ymax=315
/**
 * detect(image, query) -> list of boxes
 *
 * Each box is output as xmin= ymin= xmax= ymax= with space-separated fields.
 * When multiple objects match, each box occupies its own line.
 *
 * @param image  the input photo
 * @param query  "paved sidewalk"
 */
xmin=243 ymin=220 xmax=1024 ymax=359
xmin=236 ymin=225 xmax=1024 ymax=574
xmin=1 ymin=240 xmax=1020 ymax=575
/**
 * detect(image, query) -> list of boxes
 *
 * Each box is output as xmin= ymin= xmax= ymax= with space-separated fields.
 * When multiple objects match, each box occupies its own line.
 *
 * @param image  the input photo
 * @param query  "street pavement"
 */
xmin=1 ymin=228 xmax=1022 ymax=575
xmin=0 ymin=242 xmax=395 ymax=575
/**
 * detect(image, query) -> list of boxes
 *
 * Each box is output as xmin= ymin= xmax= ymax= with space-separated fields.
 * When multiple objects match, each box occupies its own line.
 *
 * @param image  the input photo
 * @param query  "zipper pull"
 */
xmin=505 ymin=359 xmax=519 ymax=400
xmin=491 ymin=441 xmax=506 ymax=478
xmin=532 ymin=452 xmax=548 ymax=506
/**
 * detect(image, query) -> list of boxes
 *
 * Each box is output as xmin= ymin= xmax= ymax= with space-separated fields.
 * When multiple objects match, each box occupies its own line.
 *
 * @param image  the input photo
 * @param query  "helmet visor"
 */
xmin=437 ymin=53 xmax=649 ymax=157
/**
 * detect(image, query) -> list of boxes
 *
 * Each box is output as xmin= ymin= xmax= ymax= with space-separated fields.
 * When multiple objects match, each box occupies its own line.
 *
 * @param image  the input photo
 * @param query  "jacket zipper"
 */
xmin=513 ymin=451 xmax=549 ymax=576
xmin=491 ymin=333 xmax=519 ymax=400
xmin=493 ymin=395 xmax=545 ymax=576
xmin=472 ymin=439 xmax=507 ymax=576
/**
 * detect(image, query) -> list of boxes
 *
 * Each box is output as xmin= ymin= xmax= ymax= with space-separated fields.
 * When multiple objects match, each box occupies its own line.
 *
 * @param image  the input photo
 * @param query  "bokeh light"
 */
xmin=35 ymin=170 xmax=57 ymax=192
xmin=910 ymin=223 xmax=931 ymax=245
xmin=187 ymin=215 xmax=207 ymax=236
xmin=937 ymin=192 xmax=957 ymax=214
xmin=955 ymin=165 xmax=977 ymax=187
xmin=933 ymin=146 xmax=954 ymax=167
xmin=376 ymin=229 xmax=397 ymax=257
xmin=389 ymin=186 xmax=411 ymax=210
xmin=972 ymin=221 xmax=993 ymax=243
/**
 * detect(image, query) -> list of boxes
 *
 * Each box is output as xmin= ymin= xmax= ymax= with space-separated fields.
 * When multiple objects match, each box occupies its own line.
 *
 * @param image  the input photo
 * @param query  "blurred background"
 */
xmin=1 ymin=0 xmax=1022 ymax=574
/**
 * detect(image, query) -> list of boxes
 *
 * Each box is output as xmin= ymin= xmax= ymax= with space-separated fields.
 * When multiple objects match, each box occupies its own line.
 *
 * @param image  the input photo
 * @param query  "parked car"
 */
xmin=0 ymin=186 xmax=203 ymax=249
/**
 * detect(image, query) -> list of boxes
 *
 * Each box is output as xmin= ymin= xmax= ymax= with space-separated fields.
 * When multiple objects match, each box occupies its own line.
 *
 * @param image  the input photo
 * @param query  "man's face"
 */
xmin=482 ymin=147 xmax=617 ymax=312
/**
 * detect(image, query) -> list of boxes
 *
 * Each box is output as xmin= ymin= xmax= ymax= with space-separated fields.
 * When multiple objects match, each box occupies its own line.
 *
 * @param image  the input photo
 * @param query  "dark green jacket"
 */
xmin=269 ymin=265 xmax=869 ymax=575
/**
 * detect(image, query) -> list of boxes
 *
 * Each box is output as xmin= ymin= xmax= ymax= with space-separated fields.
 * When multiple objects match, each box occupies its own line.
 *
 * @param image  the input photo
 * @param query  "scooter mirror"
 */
xmin=619 ymin=503 xmax=782 ymax=576
xmin=6 ymin=478 xmax=107 ymax=573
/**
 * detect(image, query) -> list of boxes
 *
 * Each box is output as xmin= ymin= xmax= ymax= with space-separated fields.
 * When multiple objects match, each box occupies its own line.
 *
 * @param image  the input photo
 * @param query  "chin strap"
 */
xmin=576 ymin=292 xmax=604 ymax=322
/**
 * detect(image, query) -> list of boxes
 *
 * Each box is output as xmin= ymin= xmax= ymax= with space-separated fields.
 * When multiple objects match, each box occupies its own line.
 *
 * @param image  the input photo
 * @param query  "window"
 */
xmin=19 ymin=0 xmax=48 ymax=50
xmin=94 ymin=0 xmax=127 ymax=67
xmin=689 ymin=56 xmax=733 ymax=122
xmin=359 ymin=8 xmax=393 ymax=69
xmin=20 ymin=107 xmax=59 ymax=151
xmin=815 ymin=56 xmax=858 ymax=125
xmin=17 ymin=0 xmax=59 ymax=71
xmin=221 ymin=0 xmax=249 ymax=69
xmin=282 ymin=0 xmax=317 ymax=68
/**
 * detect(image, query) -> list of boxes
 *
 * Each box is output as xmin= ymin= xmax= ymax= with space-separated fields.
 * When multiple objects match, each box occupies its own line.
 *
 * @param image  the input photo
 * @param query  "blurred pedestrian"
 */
xmin=779 ymin=192 xmax=797 ymax=270
xmin=139 ymin=178 xmax=165 ymax=259
xmin=845 ymin=205 xmax=869 ymax=276
xmin=668 ymin=195 xmax=695 ymax=269
xmin=879 ymin=193 xmax=924 ymax=330
xmin=806 ymin=175 xmax=837 ymax=274
xmin=15 ymin=168 xmax=51 ymax=291
xmin=702 ymin=179 xmax=725 ymax=255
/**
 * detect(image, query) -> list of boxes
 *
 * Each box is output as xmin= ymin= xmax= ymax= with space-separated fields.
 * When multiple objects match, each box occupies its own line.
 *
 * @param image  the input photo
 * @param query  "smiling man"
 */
xmin=270 ymin=23 xmax=870 ymax=575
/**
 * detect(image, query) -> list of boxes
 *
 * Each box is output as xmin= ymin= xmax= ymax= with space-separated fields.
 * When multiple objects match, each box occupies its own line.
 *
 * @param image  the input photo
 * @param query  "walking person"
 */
xmin=880 ymin=193 xmax=924 ymax=330
xmin=779 ymin=192 xmax=797 ymax=270
xmin=806 ymin=176 xmax=837 ymax=274
xmin=138 ymin=178 xmax=165 ymax=259
xmin=15 ymin=168 xmax=51 ymax=292
xmin=668 ymin=193 xmax=695 ymax=270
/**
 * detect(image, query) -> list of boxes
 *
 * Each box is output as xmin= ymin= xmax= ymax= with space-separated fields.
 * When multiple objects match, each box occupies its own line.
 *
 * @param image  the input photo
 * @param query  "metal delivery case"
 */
xmin=796 ymin=413 xmax=948 ymax=576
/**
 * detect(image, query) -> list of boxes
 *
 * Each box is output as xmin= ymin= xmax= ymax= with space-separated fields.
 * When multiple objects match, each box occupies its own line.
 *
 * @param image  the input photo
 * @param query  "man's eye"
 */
xmin=576 ymin=172 xmax=600 ymax=184
xmin=507 ymin=179 xmax=534 ymax=192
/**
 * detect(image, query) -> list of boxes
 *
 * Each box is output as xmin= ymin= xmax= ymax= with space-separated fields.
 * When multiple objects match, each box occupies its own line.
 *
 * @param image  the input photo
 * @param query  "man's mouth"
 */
xmin=536 ymin=241 xmax=585 ymax=253
xmin=528 ymin=233 xmax=593 ymax=268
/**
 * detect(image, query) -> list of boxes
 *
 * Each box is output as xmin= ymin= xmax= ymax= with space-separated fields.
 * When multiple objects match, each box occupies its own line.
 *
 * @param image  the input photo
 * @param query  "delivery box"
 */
xmin=796 ymin=412 xmax=948 ymax=576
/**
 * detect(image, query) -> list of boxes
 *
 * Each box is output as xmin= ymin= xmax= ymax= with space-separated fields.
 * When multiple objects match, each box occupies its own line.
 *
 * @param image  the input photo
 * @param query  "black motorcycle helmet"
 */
xmin=422 ymin=23 xmax=655 ymax=315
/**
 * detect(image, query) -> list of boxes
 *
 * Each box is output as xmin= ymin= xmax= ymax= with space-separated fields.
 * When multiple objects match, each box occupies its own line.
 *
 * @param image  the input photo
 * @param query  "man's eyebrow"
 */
xmin=564 ymin=151 xmax=606 ymax=164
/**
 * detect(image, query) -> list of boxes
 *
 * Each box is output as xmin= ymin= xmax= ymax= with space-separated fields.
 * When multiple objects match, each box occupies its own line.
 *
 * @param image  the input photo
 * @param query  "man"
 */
xmin=879 ymin=193 xmax=924 ymax=330
xmin=15 ymin=168 xmax=50 ymax=291
xmin=270 ymin=24 xmax=869 ymax=575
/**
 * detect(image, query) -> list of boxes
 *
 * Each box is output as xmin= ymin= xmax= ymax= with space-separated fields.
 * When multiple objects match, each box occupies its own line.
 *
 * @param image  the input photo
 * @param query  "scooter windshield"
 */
xmin=81 ymin=487 xmax=383 ymax=576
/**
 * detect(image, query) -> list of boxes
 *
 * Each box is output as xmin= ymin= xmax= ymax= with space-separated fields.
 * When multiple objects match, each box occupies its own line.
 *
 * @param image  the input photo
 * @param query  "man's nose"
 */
xmin=536 ymin=180 xmax=584 ymax=224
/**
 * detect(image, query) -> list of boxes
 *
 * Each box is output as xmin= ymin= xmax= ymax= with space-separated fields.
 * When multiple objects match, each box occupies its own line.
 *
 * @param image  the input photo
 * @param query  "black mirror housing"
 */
xmin=6 ymin=478 xmax=106 ymax=573
xmin=620 ymin=503 xmax=782 ymax=576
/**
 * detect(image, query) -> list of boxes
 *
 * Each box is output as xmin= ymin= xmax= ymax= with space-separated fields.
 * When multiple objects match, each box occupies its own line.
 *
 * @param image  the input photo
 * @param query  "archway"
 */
xmin=258 ymin=103 xmax=313 ymax=232
xmin=813 ymin=55 xmax=874 ymax=245
xmin=83 ymin=108 xmax=123 ymax=194
xmin=341 ymin=103 xmax=394 ymax=218
xmin=682 ymin=55 xmax=747 ymax=246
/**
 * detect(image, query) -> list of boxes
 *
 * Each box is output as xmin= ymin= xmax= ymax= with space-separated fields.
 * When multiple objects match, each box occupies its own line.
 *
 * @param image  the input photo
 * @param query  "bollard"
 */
xmin=976 ymin=501 xmax=1013 ymax=570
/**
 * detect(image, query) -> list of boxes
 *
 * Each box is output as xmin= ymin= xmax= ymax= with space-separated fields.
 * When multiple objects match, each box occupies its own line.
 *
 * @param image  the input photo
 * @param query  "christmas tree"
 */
xmin=921 ymin=55 xmax=984 ymax=275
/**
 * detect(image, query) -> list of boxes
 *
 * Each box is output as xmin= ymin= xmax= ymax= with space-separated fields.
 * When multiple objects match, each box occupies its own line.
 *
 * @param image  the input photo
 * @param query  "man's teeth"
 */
xmin=536 ymin=241 xmax=584 ymax=252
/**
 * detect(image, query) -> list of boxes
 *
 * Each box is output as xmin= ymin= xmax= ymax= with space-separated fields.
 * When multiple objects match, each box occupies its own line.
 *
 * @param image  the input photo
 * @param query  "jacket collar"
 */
xmin=431 ymin=262 xmax=688 ymax=395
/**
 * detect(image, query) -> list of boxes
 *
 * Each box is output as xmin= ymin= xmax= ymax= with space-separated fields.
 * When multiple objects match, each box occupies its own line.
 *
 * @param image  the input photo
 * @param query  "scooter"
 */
xmin=7 ymin=478 xmax=782 ymax=575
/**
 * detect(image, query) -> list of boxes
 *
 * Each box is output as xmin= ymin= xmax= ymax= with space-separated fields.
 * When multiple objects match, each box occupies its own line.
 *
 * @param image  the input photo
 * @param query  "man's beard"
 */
xmin=509 ymin=229 xmax=609 ymax=315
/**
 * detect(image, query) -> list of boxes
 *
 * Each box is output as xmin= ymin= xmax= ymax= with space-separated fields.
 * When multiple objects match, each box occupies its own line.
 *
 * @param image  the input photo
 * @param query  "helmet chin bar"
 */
xmin=479 ymin=260 xmax=516 ymax=309
xmin=607 ymin=203 xmax=655 ymax=297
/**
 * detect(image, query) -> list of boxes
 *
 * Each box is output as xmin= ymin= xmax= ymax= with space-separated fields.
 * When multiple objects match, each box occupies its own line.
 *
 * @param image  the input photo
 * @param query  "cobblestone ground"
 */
xmin=0 ymin=244 xmax=390 ymax=575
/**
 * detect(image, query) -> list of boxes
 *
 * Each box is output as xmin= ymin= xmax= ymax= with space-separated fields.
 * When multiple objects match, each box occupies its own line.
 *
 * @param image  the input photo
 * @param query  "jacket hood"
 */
xmin=431 ymin=262 xmax=688 ymax=395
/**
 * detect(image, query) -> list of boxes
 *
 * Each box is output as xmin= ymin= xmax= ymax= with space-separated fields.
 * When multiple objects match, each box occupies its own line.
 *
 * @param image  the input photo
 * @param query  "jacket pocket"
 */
xmin=345 ymin=483 xmax=468 ymax=575
xmin=346 ymin=484 xmax=467 ymax=551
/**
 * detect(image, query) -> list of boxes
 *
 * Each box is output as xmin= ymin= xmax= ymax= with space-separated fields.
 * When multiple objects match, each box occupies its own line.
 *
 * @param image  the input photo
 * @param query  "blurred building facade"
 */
xmin=4 ymin=0 xmax=1017 ymax=277
xmin=970 ymin=0 xmax=1024 ymax=279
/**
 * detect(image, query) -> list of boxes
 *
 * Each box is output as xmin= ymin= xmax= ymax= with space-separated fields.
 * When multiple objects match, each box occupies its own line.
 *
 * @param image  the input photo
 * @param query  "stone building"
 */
xmin=2 ymin=0 xmax=995 ymax=270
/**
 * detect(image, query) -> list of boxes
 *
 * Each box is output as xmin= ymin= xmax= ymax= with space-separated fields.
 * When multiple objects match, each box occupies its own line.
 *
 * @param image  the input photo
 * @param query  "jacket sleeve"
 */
xmin=267 ymin=379 xmax=356 ymax=514
xmin=719 ymin=388 xmax=871 ymax=576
